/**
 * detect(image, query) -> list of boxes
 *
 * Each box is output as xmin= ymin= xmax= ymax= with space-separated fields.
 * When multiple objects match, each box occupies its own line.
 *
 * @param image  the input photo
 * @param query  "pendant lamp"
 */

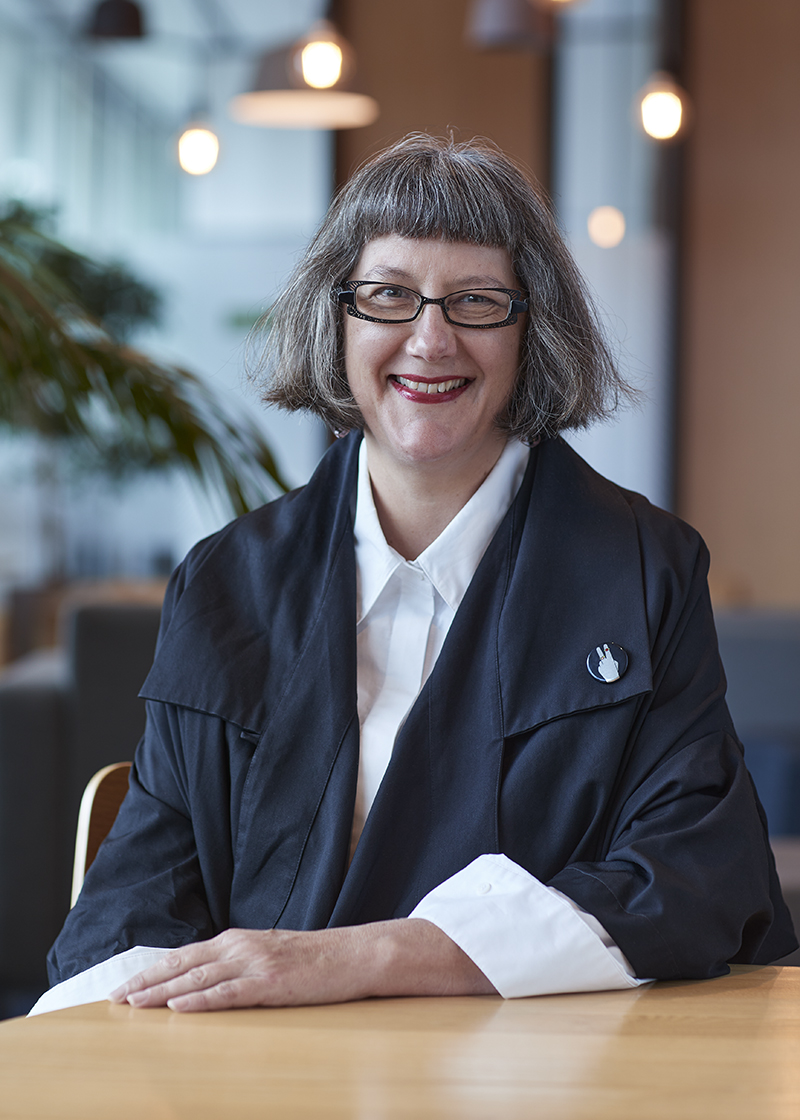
xmin=229 ymin=20 xmax=378 ymax=130
xmin=86 ymin=0 xmax=146 ymax=39
xmin=466 ymin=0 xmax=554 ymax=51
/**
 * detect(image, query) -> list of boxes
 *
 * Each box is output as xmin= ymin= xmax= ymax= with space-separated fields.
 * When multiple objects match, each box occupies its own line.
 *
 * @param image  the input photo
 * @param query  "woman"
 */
xmin=48 ymin=135 xmax=796 ymax=1011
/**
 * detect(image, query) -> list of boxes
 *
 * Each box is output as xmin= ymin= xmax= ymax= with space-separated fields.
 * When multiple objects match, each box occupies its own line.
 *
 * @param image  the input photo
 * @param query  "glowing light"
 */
xmin=641 ymin=90 xmax=682 ymax=139
xmin=587 ymin=206 xmax=626 ymax=248
xmin=637 ymin=73 xmax=689 ymax=140
xmin=230 ymin=91 xmax=378 ymax=129
xmin=178 ymin=127 xmax=219 ymax=175
xmin=301 ymin=39 xmax=343 ymax=89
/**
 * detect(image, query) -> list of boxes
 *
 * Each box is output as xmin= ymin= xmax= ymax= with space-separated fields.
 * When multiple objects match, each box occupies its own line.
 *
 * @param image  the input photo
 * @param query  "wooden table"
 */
xmin=1 ymin=966 xmax=798 ymax=1119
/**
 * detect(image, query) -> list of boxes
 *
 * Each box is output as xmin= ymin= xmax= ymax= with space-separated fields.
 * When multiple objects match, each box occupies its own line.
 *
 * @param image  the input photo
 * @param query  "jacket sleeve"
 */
xmin=545 ymin=519 xmax=796 ymax=979
xmin=46 ymin=701 xmax=226 ymax=985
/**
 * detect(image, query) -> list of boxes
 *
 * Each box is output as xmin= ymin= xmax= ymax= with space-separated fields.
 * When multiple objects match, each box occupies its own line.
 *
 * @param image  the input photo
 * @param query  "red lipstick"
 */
xmin=389 ymin=374 xmax=471 ymax=404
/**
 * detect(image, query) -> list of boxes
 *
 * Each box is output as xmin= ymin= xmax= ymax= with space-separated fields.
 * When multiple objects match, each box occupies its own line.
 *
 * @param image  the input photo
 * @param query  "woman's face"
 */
xmin=343 ymin=235 xmax=525 ymax=478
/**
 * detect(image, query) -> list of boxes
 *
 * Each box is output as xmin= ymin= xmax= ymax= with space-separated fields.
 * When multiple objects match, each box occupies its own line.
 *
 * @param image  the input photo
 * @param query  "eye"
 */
xmin=369 ymin=285 xmax=413 ymax=302
xmin=354 ymin=284 xmax=419 ymax=319
xmin=451 ymin=290 xmax=502 ymax=307
xmin=445 ymin=289 xmax=510 ymax=325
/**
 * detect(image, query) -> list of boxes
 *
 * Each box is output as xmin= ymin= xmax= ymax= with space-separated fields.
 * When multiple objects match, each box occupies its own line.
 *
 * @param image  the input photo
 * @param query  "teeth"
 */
xmin=396 ymin=377 xmax=467 ymax=394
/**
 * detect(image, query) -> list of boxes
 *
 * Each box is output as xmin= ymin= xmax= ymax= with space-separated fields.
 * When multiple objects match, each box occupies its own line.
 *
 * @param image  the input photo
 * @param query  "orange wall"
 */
xmin=680 ymin=0 xmax=800 ymax=606
xmin=333 ymin=0 xmax=550 ymax=187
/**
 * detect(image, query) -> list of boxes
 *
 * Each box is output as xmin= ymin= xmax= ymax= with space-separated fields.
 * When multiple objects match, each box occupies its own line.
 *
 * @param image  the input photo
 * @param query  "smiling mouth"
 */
xmin=393 ymin=376 xmax=469 ymax=394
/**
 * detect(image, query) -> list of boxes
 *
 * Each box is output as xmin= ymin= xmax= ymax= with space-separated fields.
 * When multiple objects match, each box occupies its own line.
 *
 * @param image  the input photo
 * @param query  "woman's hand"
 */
xmin=108 ymin=919 xmax=496 ymax=1012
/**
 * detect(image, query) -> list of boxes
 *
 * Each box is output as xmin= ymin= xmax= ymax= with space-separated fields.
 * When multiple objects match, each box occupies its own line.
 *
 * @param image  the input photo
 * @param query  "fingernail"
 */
xmin=127 ymin=991 xmax=147 ymax=1006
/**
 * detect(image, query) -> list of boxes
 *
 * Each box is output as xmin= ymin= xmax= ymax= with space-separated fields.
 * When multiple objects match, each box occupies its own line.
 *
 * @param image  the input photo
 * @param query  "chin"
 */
xmin=388 ymin=428 xmax=500 ymax=469
xmin=380 ymin=422 xmax=459 ymax=462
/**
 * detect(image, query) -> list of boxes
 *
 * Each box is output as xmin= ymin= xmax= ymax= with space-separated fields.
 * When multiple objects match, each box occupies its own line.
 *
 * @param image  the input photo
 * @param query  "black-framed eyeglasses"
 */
xmin=334 ymin=282 xmax=528 ymax=329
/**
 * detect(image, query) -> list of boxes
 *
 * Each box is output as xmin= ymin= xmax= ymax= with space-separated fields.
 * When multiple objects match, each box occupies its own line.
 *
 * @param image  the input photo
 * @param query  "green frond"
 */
xmin=0 ymin=207 xmax=289 ymax=514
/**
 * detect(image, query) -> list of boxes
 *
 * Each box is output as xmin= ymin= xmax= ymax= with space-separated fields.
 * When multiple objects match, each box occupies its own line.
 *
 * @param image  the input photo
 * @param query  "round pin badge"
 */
xmin=587 ymin=642 xmax=628 ymax=683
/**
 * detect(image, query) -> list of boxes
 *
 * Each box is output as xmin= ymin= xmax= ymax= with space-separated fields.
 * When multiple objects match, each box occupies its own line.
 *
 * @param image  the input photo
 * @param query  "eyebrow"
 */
xmin=360 ymin=266 xmax=511 ymax=288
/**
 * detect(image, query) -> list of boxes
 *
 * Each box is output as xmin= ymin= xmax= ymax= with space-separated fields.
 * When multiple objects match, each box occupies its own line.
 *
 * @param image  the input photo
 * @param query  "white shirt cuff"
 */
xmin=409 ymin=854 xmax=652 ymax=998
xmin=28 ymin=946 xmax=174 ymax=1016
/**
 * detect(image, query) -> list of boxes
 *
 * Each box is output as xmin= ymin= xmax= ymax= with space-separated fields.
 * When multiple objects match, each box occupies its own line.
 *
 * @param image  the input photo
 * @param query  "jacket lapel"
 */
xmin=140 ymin=435 xmax=360 ymax=734
xmin=497 ymin=437 xmax=653 ymax=738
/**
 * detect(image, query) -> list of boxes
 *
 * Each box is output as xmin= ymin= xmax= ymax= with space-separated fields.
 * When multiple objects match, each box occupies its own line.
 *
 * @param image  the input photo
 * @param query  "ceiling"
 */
xmin=0 ymin=0 xmax=327 ymax=121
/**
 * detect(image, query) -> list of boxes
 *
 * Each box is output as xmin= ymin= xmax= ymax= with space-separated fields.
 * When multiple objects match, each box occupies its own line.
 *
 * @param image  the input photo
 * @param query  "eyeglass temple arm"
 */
xmin=335 ymin=288 xmax=355 ymax=306
xmin=510 ymin=297 xmax=528 ymax=314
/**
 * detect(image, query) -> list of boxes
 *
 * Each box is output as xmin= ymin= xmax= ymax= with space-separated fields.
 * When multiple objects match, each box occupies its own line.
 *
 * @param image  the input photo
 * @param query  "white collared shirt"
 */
xmin=353 ymin=438 xmax=647 ymax=997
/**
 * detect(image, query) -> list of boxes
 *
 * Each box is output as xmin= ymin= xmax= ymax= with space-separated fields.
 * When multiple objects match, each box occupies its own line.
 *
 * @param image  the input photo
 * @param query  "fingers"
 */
xmin=109 ymin=942 xmax=221 ymax=1004
xmin=107 ymin=930 xmax=282 ymax=1011
xmin=166 ymin=979 xmax=260 ymax=1013
xmin=124 ymin=961 xmax=238 ymax=1008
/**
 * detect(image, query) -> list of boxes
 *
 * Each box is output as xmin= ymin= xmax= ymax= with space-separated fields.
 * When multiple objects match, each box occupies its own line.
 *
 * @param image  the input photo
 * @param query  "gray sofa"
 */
xmin=715 ymin=610 xmax=800 ymax=835
xmin=0 ymin=602 xmax=161 ymax=1008
xmin=715 ymin=610 xmax=800 ymax=963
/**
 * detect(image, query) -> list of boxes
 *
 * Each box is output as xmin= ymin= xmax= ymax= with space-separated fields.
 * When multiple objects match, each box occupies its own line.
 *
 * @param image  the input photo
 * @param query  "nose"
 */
xmin=405 ymin=302 xmax=458 ymax=361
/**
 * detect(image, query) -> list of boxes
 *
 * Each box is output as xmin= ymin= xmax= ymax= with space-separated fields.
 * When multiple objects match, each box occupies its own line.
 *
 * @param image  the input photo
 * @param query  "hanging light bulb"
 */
xmin=229 ymin=20 xmax=378 ymax=130
xmin=178 ymin=124 xmax=220 ymax=176
xmin=637 ymin=72 xmax=691 ymax=141
xmin=300 ymin=38 xmax=344 ymax=89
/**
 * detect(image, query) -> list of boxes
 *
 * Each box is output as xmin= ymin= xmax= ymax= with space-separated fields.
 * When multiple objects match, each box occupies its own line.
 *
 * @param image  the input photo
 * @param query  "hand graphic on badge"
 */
xmin=595 ymin=644 xmax=620 ymax=682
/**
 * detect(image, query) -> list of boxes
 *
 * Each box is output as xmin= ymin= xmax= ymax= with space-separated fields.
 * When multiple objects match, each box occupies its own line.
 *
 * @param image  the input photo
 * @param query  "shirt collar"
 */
xmin=354 ymin=438 xmax=530 ymax=621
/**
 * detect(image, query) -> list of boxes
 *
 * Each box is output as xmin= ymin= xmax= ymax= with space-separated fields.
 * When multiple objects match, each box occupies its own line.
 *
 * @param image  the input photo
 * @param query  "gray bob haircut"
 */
xmin=258 ymin=133 xmax=631 ymax=441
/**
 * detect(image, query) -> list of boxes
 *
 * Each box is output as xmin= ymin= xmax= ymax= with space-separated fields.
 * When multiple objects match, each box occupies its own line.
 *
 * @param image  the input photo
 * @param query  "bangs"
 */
xmin=340 ymin=144 xmax=526 ymax=249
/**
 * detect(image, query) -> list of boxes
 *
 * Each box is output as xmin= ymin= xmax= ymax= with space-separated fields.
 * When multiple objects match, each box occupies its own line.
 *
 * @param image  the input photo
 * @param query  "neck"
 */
xmin=364 ymin=436 xmax=508 ymax=560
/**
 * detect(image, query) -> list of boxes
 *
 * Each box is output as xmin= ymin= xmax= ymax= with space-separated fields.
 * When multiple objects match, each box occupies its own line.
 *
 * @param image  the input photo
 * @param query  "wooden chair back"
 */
xmin=70 ymin=762 xmax=132 ymax=908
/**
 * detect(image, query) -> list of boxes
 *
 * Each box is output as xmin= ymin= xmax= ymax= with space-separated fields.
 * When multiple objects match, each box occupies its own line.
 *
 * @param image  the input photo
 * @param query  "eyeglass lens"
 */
xmin=353 ymin=284 xmax=514 ymax=325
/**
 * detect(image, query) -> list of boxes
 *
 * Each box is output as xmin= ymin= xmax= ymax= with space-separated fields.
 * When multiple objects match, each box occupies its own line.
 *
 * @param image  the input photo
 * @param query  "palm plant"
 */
xmin=0 ymin=203 xmax=288 ymax=517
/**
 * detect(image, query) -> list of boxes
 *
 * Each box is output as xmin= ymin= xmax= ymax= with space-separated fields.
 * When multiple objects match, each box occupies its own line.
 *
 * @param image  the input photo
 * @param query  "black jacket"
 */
xmin=49 ymin=434 xmax=797 ymax=984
